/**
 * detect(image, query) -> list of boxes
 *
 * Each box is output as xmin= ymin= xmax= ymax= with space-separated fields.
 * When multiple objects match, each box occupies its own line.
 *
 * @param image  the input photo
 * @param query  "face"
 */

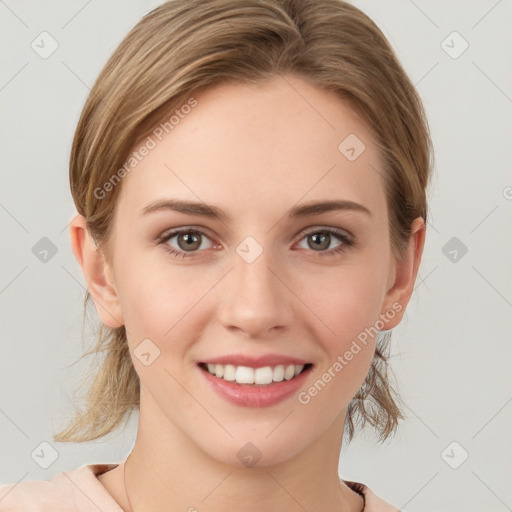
xmin=82 ymin=73 xmax=415 ymax=467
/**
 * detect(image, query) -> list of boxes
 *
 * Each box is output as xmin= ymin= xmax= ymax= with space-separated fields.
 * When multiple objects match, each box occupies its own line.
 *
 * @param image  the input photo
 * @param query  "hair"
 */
xmin=54 ymin=0 xmax=433 ymax=444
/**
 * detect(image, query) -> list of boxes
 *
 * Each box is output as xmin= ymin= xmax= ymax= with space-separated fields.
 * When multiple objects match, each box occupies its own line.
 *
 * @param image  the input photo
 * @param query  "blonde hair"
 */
xmin=54 ymin=0 xmax=433 ymax=444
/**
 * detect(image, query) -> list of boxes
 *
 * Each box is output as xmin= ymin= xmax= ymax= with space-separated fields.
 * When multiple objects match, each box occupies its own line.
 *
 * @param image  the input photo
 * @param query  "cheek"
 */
xmin=116 ymin=246 xmax=178 ymax=317
xmin=303 ymin=258 xmax=388 ymax=343
xmin=318 ymin=283 xmax=380 ymax=383
xmin=115 ymin=253 xmax=216 ymax=353
xmin=298 ymin=281 xmax=380 ymax=418
xmin=298 ymin=255 xmax=389 ymax=396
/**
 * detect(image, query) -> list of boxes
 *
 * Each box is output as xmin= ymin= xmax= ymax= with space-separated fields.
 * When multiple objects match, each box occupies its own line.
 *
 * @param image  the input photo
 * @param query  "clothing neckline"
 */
xmin=90 ymin=463 xmax=369 ymax=511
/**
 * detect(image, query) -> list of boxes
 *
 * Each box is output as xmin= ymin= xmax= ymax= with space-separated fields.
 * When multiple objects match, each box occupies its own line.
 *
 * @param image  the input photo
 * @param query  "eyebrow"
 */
xmin=140 ymin=198 xmax=372 ymax=221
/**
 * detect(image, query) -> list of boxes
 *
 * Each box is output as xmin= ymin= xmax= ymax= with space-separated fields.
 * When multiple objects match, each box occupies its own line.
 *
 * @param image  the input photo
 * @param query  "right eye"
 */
xmin=157 ymin=228 xmax=215 ymax=259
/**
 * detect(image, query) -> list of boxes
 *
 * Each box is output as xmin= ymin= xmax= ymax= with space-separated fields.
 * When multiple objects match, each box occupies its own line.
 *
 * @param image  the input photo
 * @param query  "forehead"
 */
xmin=116 ymin=73 xmax=386 ymax=222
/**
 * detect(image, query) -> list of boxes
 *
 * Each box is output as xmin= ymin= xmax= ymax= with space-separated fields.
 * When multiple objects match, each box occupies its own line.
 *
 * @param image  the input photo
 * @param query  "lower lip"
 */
xmin=199 ymin=365 xmax=313 ymax=407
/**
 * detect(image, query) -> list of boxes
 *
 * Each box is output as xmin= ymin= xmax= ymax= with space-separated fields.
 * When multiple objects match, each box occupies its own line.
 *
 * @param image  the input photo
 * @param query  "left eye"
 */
xmin=158 ymin=227 xmax=353 ymax=259
xmin=297 ymin=230 xmax=346 ymax=252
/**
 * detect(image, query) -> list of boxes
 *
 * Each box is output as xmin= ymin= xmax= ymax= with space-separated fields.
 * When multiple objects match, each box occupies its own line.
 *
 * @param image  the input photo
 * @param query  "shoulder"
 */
xmin=344 ymin=480 xmax=401 ymax=512
xmin=0 ymin=463 xmax=122 ymax=511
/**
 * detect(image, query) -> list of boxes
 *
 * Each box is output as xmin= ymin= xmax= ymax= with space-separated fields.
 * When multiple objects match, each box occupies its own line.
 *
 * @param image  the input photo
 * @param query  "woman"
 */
xmin=0 ymin=0 xmax=432 ymax=510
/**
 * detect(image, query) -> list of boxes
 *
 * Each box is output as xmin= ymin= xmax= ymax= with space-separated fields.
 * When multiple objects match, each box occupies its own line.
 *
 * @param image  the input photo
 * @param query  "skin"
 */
xmin=70 ymin=73 xmax=425 ymax=511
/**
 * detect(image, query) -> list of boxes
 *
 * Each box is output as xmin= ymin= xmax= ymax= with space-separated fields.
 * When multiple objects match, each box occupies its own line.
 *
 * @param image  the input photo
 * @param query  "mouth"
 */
xmin=198 ymin=362 xmax=313 ymax=387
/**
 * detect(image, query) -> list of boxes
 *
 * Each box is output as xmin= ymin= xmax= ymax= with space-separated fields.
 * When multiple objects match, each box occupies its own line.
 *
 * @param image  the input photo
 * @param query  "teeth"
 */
xmin=203 ymin=363 xmax=306 ymax=385
xmin=273 ymin=365 xmax=284 ymax=382
xmin=284 ymin=364 xmax=295 ymax=380
xmin=215 ymin=364 xmax=224 ymax=378
xmin=254 ymin=366 xmax=274 ymax=385
xmin=224 ymin=364 xmax=236 ymax=381
xmin=235 ymin=365 xmax=256 ymax=384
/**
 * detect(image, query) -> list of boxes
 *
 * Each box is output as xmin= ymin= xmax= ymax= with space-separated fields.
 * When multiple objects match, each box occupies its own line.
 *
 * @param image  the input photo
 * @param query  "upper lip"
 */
xmin=200 ymin=354 xmax=311 ymax=368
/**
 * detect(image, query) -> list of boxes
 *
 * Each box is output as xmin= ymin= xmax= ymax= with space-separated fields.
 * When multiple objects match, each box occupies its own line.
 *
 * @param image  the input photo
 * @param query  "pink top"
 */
xmin=0 ymin=463 xmax=400 ymax=511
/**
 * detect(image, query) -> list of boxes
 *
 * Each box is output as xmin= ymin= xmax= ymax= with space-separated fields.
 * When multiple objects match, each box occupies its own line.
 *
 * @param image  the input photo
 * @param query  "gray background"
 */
xmin=1 ymin=1 xmax=511 ymax=510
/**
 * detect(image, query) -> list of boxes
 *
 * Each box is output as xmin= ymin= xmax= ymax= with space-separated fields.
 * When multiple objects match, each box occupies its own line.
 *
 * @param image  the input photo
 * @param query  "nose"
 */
xmin=216 ymin=245 xmax=295 ymax=339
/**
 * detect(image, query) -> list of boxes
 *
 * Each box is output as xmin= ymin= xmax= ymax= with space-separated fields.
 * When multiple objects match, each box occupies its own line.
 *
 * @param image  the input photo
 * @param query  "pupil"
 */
xmin=180 ymin=232 xmax=200 ymax=250
xmin=310 ymin=233 xmax=329 ymax=250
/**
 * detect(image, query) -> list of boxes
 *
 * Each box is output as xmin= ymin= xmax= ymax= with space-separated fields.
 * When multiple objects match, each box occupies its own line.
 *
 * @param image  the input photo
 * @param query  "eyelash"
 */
xmin=156 ymin=227 xmax=355 ymax=260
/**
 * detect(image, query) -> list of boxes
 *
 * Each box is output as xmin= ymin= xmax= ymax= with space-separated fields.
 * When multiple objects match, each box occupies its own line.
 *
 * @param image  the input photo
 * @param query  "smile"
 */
xmin=199 ymin=362 xmax=313 ymax=386
xmin=198 ymin=361 xmax=314 ymax=408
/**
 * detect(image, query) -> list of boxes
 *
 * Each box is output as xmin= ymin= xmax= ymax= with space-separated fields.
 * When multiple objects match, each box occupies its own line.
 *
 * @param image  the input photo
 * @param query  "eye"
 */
xmin=157 ymin=229 xmax=214 ymax=259
xmin=157 ymin=226 xmax=355 ymax=260
xmin=295 ymin=228 xmax=354 ymax=256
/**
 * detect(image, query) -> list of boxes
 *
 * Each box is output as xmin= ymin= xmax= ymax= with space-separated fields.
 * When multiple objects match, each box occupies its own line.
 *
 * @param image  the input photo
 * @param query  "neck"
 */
xmin=122 ymin=393 xmax=363 ymax=512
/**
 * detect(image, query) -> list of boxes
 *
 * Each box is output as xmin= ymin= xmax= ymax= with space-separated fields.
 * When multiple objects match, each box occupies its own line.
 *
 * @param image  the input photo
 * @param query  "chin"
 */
xmin=201 ymin=434 xmax=308 ymax=469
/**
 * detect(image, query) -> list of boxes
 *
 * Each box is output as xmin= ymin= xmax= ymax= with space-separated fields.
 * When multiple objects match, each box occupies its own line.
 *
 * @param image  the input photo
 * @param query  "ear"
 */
xmin=69 ymin=214 xmax=124 ymax=328
xmin=380 ymin=216 xmax=426 ymax=329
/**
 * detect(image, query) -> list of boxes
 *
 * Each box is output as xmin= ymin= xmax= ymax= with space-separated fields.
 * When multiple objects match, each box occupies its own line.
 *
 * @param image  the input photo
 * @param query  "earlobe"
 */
xmin=69 ymin=214 xmax=124 ymax=328
xmin=380 ymin=217 xmax=426 ymax=329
